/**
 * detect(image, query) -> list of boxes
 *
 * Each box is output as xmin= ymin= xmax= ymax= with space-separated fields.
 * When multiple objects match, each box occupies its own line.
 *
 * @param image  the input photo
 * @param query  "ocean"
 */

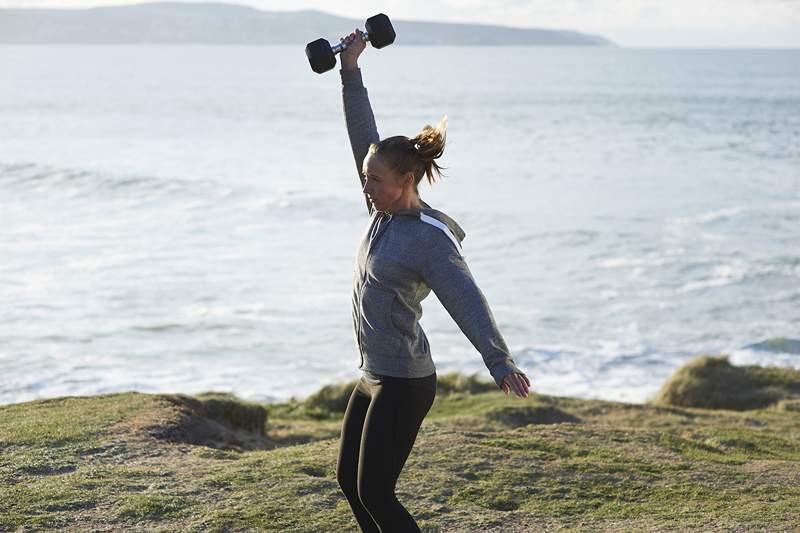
xmin=1 ymin=45 xmax=798 ymax=406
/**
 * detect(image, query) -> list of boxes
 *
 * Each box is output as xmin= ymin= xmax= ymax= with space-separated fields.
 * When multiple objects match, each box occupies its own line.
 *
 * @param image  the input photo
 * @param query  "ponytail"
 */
xmin=368 ymin=115 xmax=449 ymax=193
xmin=410 ymin=115 xmax=448 ymax=187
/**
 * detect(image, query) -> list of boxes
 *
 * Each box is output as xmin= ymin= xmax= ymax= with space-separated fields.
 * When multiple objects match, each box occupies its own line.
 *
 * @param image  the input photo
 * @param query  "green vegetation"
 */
xmin=1 ymin=357 xmax=798 ymax=531
xmin=653 ymin=354 xmax=800 ymax=410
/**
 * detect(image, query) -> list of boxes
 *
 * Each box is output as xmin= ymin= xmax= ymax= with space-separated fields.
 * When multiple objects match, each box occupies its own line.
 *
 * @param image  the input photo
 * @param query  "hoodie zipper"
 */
xmin=357 ymin=279 xmax=367 ymax=362
xmin=357 ymin=212 xmax=391 ymax=364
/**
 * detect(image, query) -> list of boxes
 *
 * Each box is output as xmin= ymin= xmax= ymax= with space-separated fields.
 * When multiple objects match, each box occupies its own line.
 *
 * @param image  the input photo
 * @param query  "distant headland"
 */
xmin=0 ymin=1 xmax=615 ymax=45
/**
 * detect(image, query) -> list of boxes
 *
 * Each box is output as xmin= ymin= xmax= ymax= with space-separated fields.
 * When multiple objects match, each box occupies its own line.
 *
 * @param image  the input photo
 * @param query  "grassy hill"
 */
xmin=1 ymin=355 xmax=798 ymax=531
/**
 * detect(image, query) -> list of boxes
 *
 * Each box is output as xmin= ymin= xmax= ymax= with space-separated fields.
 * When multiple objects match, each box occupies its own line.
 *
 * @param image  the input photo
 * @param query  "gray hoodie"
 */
xmin=341 ymin=67 xmax=525 ymax=389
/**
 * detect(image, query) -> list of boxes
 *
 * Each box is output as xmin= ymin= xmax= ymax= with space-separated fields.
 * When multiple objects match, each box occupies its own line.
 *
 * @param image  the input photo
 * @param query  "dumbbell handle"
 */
xmin=330 ymin=32 xmax=370 ymax=55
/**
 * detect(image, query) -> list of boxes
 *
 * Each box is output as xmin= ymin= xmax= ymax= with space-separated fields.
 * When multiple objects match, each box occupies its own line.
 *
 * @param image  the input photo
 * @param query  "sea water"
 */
xmin=1 ymin=45 xmax=798 ymax=405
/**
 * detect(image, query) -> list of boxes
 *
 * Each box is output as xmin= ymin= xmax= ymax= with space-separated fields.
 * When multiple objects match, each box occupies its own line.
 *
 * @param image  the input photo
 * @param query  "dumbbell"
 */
xmin=305 ymin=13 xmax=396 ymax=74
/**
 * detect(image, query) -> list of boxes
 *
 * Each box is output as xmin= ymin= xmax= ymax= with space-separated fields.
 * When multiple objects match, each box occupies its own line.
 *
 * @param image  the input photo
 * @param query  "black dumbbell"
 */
xmin=305 ymin=13 xmax=396 ymax=74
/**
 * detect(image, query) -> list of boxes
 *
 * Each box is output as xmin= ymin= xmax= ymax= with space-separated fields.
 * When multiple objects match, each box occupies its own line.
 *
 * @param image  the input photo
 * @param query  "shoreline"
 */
xmin=4 ymin=339 xmax=798 ymax=409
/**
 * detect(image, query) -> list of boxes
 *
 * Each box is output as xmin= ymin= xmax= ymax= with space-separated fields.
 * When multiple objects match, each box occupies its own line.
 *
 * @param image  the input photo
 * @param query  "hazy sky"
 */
xmin=2 ymin=0 xmax=799 ymax=47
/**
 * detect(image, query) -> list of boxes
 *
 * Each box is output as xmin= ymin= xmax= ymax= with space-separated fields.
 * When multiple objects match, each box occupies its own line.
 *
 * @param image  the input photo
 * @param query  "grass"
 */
xmin=653 ymin=354 xmax=800 ymax=410
xmin=0 ymin=355 xmax=798 ymax=532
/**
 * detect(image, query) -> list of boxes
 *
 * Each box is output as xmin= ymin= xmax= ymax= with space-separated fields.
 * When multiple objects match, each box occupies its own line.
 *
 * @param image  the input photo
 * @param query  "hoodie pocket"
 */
xmin=360 ymin=285 xmax=402 ymax=359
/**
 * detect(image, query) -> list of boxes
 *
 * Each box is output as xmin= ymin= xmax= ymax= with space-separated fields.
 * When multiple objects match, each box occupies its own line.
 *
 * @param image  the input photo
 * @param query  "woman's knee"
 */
xmin=336 ymin=459 xmax=358 ymax=494
xmin=357 ymin=474 xmax=392 ymax=511
xmin=357 ymin=485 xmax=379 ymax=512
xmin=336 ymin=466 xmax=356 ymax=495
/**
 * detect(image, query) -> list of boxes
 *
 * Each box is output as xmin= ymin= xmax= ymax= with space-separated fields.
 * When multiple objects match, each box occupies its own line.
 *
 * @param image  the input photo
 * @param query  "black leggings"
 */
xmin=336 ymin=370 xmax=437 ymax=532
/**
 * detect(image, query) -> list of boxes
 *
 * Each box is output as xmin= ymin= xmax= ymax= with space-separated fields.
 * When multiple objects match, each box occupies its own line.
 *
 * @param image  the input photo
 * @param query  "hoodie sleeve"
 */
xmin=340 ymin=67 xmax=379 ymax=216
xmin=420 ymin=229 xmax=527 ymax=389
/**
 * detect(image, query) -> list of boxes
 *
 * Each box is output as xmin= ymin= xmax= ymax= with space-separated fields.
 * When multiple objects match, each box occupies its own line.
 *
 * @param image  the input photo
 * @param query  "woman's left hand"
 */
xmin=501 ymin=372 xmax=531 ymax=398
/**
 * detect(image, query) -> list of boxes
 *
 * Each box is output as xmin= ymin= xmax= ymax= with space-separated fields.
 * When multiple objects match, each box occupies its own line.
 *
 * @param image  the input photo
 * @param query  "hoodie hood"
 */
xmin=390 ymin=199 xmax=466 ymax=244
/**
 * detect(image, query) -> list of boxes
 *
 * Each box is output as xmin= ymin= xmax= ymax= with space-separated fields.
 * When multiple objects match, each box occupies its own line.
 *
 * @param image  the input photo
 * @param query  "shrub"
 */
xmin=653 ymin=355 xmax=800 ymax=411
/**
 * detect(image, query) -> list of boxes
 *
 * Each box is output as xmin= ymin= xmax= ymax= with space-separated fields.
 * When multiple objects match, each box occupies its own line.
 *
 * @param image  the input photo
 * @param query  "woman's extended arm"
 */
xmin=420 ymin=230 xmax=531 ymax=397
xmin=340 ymin=30 xmax=378 ymax=215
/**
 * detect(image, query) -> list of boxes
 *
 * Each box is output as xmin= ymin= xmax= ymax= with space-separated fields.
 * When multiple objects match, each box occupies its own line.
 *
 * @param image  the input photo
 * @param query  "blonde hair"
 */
xmin=368 ymin=115 xmax=448 ymax=193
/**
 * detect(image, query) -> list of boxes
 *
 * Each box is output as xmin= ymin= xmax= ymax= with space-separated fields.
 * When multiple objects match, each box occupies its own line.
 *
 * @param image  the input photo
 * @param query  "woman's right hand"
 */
xmin=501 ymin=372 xmax=532 ymax=399
xmin=339 ymin=29 xmax=366 ymax=71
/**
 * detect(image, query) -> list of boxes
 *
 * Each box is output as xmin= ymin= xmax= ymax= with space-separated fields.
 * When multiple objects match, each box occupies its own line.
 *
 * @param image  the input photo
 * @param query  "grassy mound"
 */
xmin=147 ymin=392 xmax=270 ymax=451
xmin=302 ymin=379 xmax=358 ymax=416
xmin=653 ymin=355 xmax=800 ymax=410
xmin=1 ymin=367 xmax=799 ymax=531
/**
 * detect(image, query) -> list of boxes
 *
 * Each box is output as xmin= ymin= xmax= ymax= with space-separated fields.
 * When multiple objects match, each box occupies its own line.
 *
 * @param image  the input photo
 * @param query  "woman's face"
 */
xmin=361 ymin=153 xmax=411 ymax=213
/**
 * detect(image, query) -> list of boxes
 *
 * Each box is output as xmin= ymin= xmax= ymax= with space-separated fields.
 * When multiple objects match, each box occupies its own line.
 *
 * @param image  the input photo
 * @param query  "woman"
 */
xmin=335 ymin=29 xmax=532 ymax=532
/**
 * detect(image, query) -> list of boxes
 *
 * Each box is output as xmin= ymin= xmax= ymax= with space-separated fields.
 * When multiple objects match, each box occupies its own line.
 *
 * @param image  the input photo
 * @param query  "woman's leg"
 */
xmin=337 ymin=377 xmax=381 ymax=533
xmin=357 ymin=373 xmax=436 ymax=533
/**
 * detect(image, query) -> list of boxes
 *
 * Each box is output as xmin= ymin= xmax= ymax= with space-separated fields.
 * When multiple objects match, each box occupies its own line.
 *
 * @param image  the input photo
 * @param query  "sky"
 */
xmin=2 ymin=0 xmax=799 ymax=47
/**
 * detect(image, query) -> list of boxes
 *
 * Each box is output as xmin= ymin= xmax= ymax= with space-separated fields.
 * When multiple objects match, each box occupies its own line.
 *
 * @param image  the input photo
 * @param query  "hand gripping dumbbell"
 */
xmin=305 ymin=13 xmax=396 ymax=74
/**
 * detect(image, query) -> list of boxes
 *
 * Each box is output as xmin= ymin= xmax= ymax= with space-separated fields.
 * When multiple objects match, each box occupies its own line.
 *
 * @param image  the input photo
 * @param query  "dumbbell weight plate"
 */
xmin=305 ymin=38 xmax=336 ymax=74
xmin=365 ymin=14 xmax=396 ymax=49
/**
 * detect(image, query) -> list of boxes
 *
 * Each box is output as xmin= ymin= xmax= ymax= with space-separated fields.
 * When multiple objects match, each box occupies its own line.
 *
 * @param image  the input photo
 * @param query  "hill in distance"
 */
xmin=0 ymin=1 xmax=615 ymax=45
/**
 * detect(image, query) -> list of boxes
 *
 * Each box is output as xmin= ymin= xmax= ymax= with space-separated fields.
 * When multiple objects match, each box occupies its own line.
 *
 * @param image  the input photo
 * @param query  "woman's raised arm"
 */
xmin=340 ymin=29 xmax=379 ymax=216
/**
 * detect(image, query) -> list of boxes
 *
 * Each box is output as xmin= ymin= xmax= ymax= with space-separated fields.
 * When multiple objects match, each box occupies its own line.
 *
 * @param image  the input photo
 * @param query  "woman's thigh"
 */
xmin=336 ymin=378 xmax=372 ymax=482
xmin=358 ymin=377 xmax=436 ymax=491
